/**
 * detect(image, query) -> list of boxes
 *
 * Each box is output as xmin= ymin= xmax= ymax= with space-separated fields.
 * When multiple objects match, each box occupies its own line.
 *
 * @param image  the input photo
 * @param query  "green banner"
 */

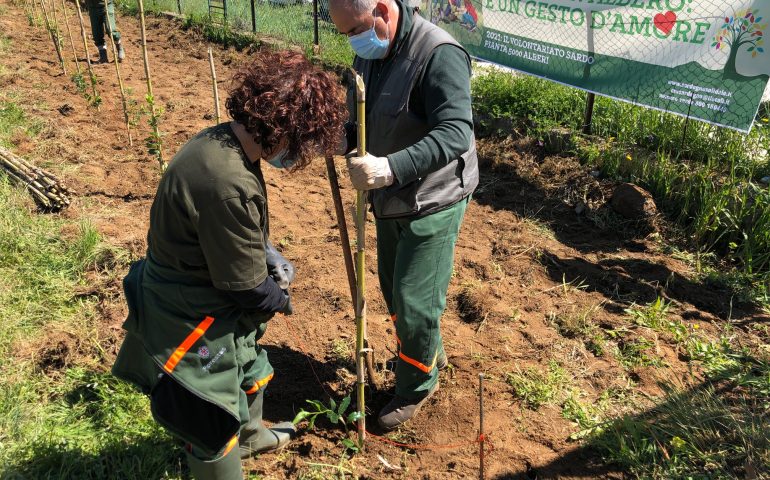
xmin=422 ymin=0 xmax=769 ymax=132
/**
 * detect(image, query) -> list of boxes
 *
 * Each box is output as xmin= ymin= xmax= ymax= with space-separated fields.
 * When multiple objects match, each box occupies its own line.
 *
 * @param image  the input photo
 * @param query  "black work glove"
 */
xmin=279 ymin=290 xmax=293 ymax=315
xmin=265 ymin=239 xmax=295 ymax=290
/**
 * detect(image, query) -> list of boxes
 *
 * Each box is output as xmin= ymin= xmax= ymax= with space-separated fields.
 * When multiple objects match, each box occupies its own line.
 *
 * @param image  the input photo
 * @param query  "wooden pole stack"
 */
xmin=0 ymin=146 xmax=72 ymax=211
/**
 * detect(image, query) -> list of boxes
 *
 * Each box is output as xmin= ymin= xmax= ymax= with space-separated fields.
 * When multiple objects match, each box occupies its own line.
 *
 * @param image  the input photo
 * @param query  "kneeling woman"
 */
xmin=112 ymin=50 xmax=345 ymax=479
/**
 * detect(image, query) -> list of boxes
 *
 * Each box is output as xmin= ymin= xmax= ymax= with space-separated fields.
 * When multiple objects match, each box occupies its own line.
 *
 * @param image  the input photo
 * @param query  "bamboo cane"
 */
xmin=37 ymin=0 xmax=66 ymax=74
xmin=103 ymin=4 xmax=132 ymax=146
xmin=48 ymin=0 xmax=68 ymax=75
xmin=60 ymin=0 xmax=81 ymax=76
xmin=74 ymin=0 xmax=100 ymax=109
xmin=137 ymin=0 xmax=164 ymax=171
xmin=354 ymin=73 xmax=368 ymax=449
xmin=207 ymin=47 xmax=221 ymax=125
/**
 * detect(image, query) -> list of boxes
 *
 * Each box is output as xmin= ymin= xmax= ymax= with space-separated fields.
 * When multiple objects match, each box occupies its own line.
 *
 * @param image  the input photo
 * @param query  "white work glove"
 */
xmin=346 ymin=153 xmax=394 ymax=191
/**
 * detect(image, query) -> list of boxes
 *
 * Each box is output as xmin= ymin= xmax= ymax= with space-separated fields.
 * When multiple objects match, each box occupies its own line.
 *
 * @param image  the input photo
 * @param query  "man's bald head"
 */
xmin=329 ymin=0 xmax=384 ymax=15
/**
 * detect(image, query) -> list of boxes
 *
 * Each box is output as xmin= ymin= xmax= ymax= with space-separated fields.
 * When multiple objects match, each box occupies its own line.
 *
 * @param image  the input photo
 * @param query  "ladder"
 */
xmin=208 ymin=0 xmax=227 ymax=27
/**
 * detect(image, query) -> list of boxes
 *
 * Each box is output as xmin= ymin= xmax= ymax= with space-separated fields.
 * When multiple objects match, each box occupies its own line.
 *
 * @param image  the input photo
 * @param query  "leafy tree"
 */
xmin=712 ymin=9 xmax=766 ymax=79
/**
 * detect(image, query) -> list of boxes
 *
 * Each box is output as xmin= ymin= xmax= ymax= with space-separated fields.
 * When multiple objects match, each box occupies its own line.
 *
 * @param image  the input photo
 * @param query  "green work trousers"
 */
xmin=376 ymin=197 xmax=469 ymax=399
xmin=87 ymin=0 xmax=121 ymax=47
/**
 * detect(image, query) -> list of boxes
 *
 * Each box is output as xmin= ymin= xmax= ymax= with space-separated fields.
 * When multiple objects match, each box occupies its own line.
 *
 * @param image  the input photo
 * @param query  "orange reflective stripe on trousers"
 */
xmin=163 ymin=316 xmax=215 ymax=373
xmin=244 ymin=372 xmax=274 ymax=395
xmin=390 ymin=313 xmax=437 ymax=373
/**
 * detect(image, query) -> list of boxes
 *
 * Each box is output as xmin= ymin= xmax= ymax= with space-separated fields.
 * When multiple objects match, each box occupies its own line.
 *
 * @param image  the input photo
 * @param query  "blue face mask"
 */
xmin=349 ymin=12 xmax=390 ymax=60
xmin=266 ymin=149 xmax=296 ymax=169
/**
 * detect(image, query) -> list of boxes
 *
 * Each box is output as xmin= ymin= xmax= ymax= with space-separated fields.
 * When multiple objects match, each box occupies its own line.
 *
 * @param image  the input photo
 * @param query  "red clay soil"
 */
xmin=1 ymin=2 xmax=767 ymax=478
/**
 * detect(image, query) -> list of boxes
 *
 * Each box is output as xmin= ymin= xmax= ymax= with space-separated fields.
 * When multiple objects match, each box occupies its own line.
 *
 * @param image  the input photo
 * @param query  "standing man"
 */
xmin=85 ymin=0 xmax=125 ymax=63
xmin=329 ymin=0 xmax=478 ymax=430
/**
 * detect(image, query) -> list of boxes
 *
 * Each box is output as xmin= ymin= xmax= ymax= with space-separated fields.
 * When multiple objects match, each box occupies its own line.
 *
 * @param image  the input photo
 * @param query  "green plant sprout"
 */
xmin=142 ymin=93 xmax=164 ymax=171
xmin=292 ymin=395 xmax=364 ymax=453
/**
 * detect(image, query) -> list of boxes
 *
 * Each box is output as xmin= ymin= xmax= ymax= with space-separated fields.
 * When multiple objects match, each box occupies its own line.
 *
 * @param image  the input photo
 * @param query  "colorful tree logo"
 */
xmin=712 ymin=9 xmax=766 ymax=79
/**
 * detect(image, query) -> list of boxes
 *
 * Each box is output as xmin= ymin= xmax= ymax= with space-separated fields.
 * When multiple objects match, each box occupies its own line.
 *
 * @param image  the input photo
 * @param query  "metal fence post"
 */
xmin=176 ymin=0 xmax=181 ymax=14
xmin=250 ymin=0 xmax=256 ymax=33
xmin=313 ymin=0 xmax=319 ymax=48
xmin=582 ymin=92 xmax=595 ymax=135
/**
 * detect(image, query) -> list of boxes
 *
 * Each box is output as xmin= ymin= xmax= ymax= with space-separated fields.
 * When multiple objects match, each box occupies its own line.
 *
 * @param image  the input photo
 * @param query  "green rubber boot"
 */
xmin=239 ymin=388 xmax=296 ymax=459
xmin=186 ymin=442 xmax=243 ymax=480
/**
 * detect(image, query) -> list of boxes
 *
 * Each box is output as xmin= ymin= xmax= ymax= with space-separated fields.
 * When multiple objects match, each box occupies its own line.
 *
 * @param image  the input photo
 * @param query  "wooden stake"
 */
xmin=479 ymin=373 xmax=485 ymax=480
xmin=37 ymin=0 xmax=66 ymax=74
xmin=60 ymin=0 xmax=81 ymax=76
xmin=207 ymin=47 xmax=221 ymax=125
xmin=74 ymin=0 xmax=100 ymax=109
xmin=104 ymin=1 xmax=132 ymax=146
xmin=325 ymin=155 xmax=358 ymax=303
xmin=48 ymin=0 xmax=67 ymax=75
xmin=354 ymin=72 xmax=368 ymax=449
xmin=137 ymin=0 xmax=164 ymax=171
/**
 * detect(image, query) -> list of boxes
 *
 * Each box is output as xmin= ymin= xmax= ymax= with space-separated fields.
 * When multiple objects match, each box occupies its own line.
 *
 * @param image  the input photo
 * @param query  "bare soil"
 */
xmin=1 ymin=3 xmax=767 ymax=478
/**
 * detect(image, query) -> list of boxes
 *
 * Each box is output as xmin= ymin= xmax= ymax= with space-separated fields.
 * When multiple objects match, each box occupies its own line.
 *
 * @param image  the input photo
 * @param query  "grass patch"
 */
xmin=472 ymin=70 xmax=770 ymax=308
xmin=548 ymin=305 xmax=607 ymax=356
xmin=590 ymin=380 xmax=769 ymax=479
xmin=0 ymin=178 xmax=175 ymax=479
xmin=615 ymin=337 xmax=663 ymax=369
xmin=1 ymin=368 xmax=182 ymax=479
xmin=116 ymin=0 xmax=353 ymax=67
xmin=0 ymin=97 xmax=44 ymax=148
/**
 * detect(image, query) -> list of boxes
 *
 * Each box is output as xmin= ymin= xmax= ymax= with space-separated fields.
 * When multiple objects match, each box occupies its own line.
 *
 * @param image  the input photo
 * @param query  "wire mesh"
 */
xmin=419 ymin=0 xmax=769 ymax=134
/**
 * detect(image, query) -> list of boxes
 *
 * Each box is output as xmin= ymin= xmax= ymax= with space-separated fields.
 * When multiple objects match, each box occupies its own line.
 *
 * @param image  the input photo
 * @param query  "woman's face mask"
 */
xmin=265 ymin=148 xmax=296 ymax=169
xmin=349 ymin=10 xmax=390 ymax=60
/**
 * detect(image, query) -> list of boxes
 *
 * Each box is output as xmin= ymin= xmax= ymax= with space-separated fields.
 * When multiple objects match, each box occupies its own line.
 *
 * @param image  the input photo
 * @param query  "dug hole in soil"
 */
xmin=2 ymin=3 xmax=768 ymax=478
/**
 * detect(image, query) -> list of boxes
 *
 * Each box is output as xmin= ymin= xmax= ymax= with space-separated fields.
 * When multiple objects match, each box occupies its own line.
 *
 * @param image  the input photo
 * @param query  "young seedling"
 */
xmin=48 ymin=0 xmax=68 ymax=74
xmin=103 ymin=1 xmax=132 ymax=146
xmin=292 ymin=395 xmax=364 ymax=453
xmin=37 ymin=0 xmax=66 ymax=75
xmin=60 ymin=0 xmax=81 ymax=78
xmin=73 ymin=0 xmax=101 ymax=109
xmin=137 ymin=0 xmax=164 ymax=172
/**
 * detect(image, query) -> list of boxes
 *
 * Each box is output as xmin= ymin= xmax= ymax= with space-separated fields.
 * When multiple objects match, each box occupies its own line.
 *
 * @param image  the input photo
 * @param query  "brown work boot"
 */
xmin=377 ymin=383 xmax=439 ymax=430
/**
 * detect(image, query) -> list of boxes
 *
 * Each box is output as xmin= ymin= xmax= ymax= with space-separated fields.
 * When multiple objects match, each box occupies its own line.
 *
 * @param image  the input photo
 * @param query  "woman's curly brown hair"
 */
xmin=226 ymin=50 xmax=346 ymax=170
